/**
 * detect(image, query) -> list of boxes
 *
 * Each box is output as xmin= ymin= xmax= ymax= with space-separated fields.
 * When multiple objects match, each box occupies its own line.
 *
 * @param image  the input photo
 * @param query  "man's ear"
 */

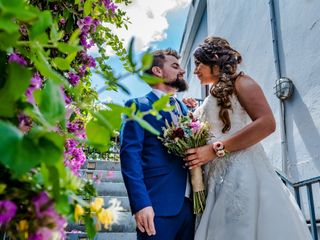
xmin=151 ymin=66 xmax=162 ymax=77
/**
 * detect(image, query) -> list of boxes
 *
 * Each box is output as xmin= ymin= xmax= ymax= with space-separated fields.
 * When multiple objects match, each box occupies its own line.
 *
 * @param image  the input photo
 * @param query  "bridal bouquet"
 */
xmin=159 ymin=112 xmax=211 ymax=214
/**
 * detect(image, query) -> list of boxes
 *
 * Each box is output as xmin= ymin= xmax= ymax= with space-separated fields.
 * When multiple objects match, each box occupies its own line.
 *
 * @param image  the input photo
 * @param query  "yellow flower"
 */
xmin=74 ymin=204 xmax=85 ymax=222
xmin=19 ymin=220 xmax=28 ymax=231
xmin=97 ymin=208 xmax=114 ymax=229
xmin=90 ymin=197 xmax=104 ymax=212
xmin=18 ymin=220 xmax=28 ymax=238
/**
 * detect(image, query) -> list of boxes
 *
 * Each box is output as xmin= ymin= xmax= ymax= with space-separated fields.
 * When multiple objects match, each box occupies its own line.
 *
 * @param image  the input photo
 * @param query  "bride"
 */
xmin=183 ymin=36 xmax=312 ymax=240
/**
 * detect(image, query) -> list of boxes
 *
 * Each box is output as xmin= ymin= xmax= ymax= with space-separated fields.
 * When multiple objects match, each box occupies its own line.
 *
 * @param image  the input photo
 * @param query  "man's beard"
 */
xmin=164 ymin=76 xmax=188 ymax=92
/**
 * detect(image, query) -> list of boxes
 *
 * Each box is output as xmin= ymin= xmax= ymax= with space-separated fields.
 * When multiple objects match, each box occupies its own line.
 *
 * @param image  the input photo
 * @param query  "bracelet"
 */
xmin=212 ymin=141 xmax=229 ymax=158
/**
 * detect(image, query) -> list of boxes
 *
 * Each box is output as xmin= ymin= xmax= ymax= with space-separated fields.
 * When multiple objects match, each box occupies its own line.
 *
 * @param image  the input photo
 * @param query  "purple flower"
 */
xmin=190 ymin=120 xmax=201 ymax=133
xmin=28 ymin=228 xmax=52 ymax=240
xmin=18 ymin=113 xmax=32 ymax=132
xmin=64 ymin=143 xmax=86 ymax=175
xmin=59 ymin=18 xmax=66 ymax=26
xmin=33 ymin=192 xmax=54 ymax=219
xmin=26 ymin=73 xmax=43 ymax=104
xmin=79 ymin=34 xmax=95 ymax=49
xmin=61 ymin=87 xmax=72 ymax=104
xmin=102 ymin=0 xmax=117 ymax=14
xmin=32 ymin=192 xmax=67 ymax=235
xmin=65 ymin=139 xmax=78 ymax=149
xmin=30 ymin=72 xmax=43 ymax=89
xmin=92 ymin=19 xmax=100 ymax=32
xmin=78 ymin=65 xmax=87 ymax=76
xmin=77 ymin=16 xmax=93 ymax=34
xmin=67 ymin=119 xmax=84 ymax=133
xmin=79 ymin=51 xmax=96 ymax=68
xmin=8 ymin=53 xmax=27 ymax=66
xmin=67 ymin=72 xmax=80 ymax=86
xmin=0 ymin=200 xmax=17 ymax=224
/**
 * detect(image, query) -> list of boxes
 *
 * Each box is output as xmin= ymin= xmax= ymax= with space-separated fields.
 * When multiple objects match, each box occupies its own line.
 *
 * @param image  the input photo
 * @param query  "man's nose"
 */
xmin=180 ymin=68 xmax=186 ymax=75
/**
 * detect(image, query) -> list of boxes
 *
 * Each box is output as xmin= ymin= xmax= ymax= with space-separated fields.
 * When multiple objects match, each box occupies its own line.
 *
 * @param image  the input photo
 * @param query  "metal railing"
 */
xmin=195 ymin=98 xmax=204 ymax=107
xmin=277 ymin=171 xmax=320 ymax=240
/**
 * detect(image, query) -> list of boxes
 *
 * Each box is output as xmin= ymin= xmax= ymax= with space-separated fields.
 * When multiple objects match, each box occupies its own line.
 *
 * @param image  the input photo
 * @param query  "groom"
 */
xmin=120 ymin=49 xmax=195 ymax=240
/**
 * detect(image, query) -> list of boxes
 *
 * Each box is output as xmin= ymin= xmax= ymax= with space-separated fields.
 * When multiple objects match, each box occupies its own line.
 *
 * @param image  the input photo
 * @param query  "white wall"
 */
xmin=275 ymin=0 xmax=320 ymax=180
xmin=180 ymin=10 xmax=208 ymax=100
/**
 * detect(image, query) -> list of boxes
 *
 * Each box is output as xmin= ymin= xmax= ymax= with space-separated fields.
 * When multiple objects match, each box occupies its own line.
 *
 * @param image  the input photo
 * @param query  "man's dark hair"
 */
xmin=144 ymin=48 xmax=180 ymax=75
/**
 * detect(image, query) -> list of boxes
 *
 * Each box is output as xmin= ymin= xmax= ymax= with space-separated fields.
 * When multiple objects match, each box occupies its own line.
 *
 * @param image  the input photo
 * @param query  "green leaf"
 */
xmin=68 ymin=29 xmax=81 ymax=46
xmin=47 ymin=165 xmax=60 ymax=199
xmin=31 ymin=44 xmax=66 ymax=84
xmin=0 ymin=0 xmax=38 ymax=21
xmin=127 ymin=37 xmax=135 ymax=68
xmin=86 ymin=120 xmax=110 ymax=150
xmin=52 ymin=57 xmax=71 ymax=71
xmin=55 ymin=193 xmax=71 ymax=215
xmin=141 ymin=52 xmax=153 ymax=70
xmin=57 ymin=42 xmax=82 ymax=54
xmin=84 ymin=215 xmax=96 ymax=239
xmin=0 ymin=63 xmax=32 ymax=117
xmin=94 ymin=105 xmax=125 ymax=131
xmin=0 ymin=32 xmax=20 ymax=50
xmin=29 ymin=11 xmax=52 ymax=40
xmin=38 ymin=79 xmax=65 ymax=125
xmin=50 ymin=23 xmax=63 ymax=42
xmin=0 ymin=121 xmax=23 ymax=167
xmin=0 ymin=121 xmax=44 ymax=177
xmin=140 ymin=74 xmax=163 ymax=85
xmin=0 ymin=17 xmax=19 ymax=33
xmin=133 ymin=116 xmax=160 ymax=135
xmin=84 ymin=0 xmax=93 ymax=16
xmin=152 ymin=95 xmax=170 ymax=111
xmin=66 ymin=52 xmax=77 ymax=65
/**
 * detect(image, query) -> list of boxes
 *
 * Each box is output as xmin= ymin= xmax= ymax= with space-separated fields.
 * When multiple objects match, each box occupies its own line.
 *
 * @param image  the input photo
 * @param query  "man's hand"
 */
xmin=182 ymin=97 xmax=198 ymax=109
xmin=134 ymin=206 xmax=156 ymax=236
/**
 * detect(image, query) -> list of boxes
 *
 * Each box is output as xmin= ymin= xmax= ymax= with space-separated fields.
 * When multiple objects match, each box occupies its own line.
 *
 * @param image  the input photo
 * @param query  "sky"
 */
xmin=92 ymin=0 xmax=191 ymax=105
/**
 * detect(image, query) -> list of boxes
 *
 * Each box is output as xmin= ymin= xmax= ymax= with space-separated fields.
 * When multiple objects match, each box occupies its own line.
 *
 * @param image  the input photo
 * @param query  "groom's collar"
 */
xmin=146 ymin=90 xmax=188 ymax=116
xmin=151 ymin=88 xmax=177 ymax=98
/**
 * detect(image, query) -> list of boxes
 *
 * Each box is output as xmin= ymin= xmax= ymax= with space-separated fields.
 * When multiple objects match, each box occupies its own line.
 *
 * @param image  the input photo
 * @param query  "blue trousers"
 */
xmin=137 ymin=198 xmax=195 ymax=240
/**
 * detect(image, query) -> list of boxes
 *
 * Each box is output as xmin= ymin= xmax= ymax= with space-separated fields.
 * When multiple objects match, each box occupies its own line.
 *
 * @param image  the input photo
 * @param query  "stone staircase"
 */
xmin=66 ymin=160 xmax=137 ymax=240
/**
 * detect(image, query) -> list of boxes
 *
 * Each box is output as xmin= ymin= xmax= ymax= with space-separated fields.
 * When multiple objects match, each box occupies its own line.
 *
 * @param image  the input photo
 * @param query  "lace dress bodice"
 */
xmin=194 ymin=94 xmax=251 ymax=141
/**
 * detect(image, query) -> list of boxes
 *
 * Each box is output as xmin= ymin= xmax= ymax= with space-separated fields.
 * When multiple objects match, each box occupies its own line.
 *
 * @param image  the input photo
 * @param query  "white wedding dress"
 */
xmin=194 ymin=94 xmax=312 ymax=240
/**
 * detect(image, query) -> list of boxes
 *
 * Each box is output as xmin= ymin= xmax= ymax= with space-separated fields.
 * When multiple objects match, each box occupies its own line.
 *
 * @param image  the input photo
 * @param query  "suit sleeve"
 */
xmin=120 ymin=99 xmax=152 ymax=214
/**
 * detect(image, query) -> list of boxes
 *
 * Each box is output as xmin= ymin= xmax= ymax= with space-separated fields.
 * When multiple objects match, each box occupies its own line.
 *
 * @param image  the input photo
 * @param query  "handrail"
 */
xmin=276 ymin=170 xmax=320 ymax=240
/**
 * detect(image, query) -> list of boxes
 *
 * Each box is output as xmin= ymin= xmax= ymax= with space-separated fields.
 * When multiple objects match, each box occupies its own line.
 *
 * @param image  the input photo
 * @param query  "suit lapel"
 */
xmin=146 ymin=91 xmax=173 ymax=123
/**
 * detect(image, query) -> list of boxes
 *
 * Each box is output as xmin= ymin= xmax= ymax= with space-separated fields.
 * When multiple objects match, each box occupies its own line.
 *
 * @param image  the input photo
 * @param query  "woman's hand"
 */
xmin=184 ymin=144 xmax=216 ymax=169
xmin=182 ymin=97 xmax=198 ymax=109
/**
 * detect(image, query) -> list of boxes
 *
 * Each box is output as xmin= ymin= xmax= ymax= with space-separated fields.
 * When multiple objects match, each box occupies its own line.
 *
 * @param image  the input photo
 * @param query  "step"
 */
xmin=81 ymin=161 xmax=121 ymax=171
xmin=102 ymin=196 xmax=131 ymax=212
xmin=95 ymin=182 xmax=128 ymax=197
xmin=66 ymin=212 xmax=136 ymax=233
xmin=67 ymin=232 xmax=137 ymax=240
xmin=79 ymin=170 xmax=123 ymax=183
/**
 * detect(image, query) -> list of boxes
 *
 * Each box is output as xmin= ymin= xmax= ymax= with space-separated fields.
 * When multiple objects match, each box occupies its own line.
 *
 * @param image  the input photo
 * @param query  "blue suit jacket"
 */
xmin=120 ymin=91 xmax=189 ymax=216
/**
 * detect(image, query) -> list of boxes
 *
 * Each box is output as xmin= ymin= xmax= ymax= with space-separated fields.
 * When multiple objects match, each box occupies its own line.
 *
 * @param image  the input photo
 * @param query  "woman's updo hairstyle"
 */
xmin=194 ymin=36 xmax=242 ymax=133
